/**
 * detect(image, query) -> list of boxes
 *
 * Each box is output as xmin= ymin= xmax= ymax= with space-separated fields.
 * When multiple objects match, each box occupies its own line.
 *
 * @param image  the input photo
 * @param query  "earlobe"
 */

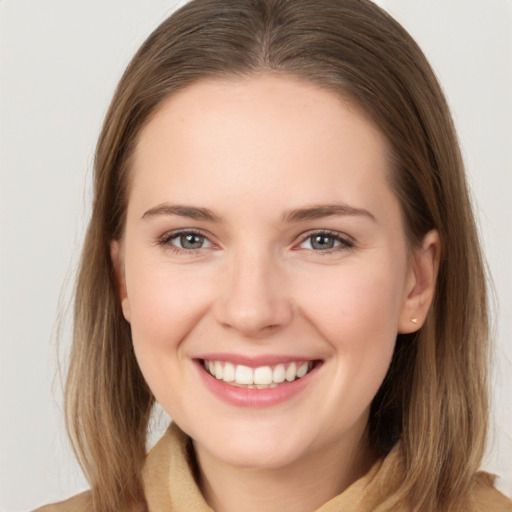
xmin=110 ymin=240 xmax=131 ymax=322
xmin=398 ymin=230 xmax=441 ymax=333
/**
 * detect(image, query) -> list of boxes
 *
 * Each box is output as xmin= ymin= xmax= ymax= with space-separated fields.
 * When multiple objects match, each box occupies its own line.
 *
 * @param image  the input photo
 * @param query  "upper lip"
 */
xmin=195 ymin=353 xmax=320 ymax=367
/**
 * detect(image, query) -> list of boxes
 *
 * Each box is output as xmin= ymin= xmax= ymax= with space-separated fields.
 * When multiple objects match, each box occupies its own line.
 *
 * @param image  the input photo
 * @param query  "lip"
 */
xmin=193 ymin=357 xmax=322 ymax=408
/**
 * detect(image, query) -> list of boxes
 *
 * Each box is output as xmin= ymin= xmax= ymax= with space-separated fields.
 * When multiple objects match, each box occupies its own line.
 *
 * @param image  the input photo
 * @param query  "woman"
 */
xmin=36 ymin=0 xmax=511 ymax=511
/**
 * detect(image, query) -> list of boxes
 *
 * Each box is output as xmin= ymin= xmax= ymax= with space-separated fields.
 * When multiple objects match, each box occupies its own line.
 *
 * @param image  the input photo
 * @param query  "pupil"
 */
xmin=181 ymin=234 xmax=203 ymax=249
xmin=312 ymin=235 xmax=334 ymax=250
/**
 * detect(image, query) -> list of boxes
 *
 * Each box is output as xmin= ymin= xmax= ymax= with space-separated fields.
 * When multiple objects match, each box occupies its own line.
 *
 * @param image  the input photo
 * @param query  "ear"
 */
xmin=398 ymin=230 xmax=441 ymax=333
xmin=110 ymin=240 xmax=131 ymax=322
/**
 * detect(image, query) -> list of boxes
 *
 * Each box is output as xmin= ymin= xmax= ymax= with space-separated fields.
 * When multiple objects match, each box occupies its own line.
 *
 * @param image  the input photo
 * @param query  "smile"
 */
xmin=195 ymin=355 xmax=322 ymax=407
xmin=202 ymin=360 xmax=314 ymax=389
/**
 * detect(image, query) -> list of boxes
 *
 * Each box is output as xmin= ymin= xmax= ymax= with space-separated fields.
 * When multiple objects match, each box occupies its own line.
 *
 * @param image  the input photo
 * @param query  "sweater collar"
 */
xmin=142 ymin=422 xmax=405 ymax=512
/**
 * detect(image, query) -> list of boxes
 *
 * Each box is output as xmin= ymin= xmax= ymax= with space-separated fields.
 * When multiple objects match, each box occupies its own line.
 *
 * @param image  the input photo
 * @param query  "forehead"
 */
xmin=128 ymin=74 xmax=394 ymax=218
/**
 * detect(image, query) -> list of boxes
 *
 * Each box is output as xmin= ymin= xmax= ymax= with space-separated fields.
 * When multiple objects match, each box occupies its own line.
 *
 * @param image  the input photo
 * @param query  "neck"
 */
xmin=193 ymin=428 xmax=376 ymax=512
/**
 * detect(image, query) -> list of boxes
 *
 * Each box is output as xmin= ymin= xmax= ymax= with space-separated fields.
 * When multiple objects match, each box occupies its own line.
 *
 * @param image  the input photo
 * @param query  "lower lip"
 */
xmin=194 ymin=360 xmax=320 ymax=408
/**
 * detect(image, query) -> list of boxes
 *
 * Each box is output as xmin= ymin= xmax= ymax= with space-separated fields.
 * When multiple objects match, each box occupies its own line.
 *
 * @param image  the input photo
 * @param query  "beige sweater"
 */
xmin=35 ymin=423 xmax=512 ymax=512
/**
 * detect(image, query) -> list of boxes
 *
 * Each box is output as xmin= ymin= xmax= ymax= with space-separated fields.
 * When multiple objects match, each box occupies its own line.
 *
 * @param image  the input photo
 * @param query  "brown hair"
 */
xmin=65 ymin=0 xmax=489 ymax=510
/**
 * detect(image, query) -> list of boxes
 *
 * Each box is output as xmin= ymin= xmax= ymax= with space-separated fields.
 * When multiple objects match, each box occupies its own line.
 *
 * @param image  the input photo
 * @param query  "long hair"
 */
xmin=65 ymin=1 xmax=489 ymax=510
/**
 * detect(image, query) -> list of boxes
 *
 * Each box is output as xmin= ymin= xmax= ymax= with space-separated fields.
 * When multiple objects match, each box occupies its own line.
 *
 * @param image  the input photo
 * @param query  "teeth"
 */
xmin=273 ymin=364 xmax=286 ymax=383
xmin=254 ymin=366 xmax=273 ymax=385
xmin=235 ymin=365 xmax=254 ymax=385
xmin=285 ymin=362 xmax=297 ymax=382
xmin=203 ymin=360 xmax=314 ymax=387
xmin=214 ymin=361 xmax=223 ymax=380
xmin=297 ymin=362 xmax=309 ymax=378
xmin=223 ymin=362 xmax=235 ymax=382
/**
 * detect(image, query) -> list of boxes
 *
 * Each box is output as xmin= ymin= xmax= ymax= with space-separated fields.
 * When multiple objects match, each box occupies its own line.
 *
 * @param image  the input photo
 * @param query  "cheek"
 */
xmin=297 ymin=263 xmax=405 ymax=344
xmin=297 ymin=265 xmax=403 ymax=414
xmin=295 ymin=260 xmax=405 ymax=398
xmin=124 ymin=266 xmax=217 ymax=419
xmin=124 ymin=261 xmax=212 ymax=367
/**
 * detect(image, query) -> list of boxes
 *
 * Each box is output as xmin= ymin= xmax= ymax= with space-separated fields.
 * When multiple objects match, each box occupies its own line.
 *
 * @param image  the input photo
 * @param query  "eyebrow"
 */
xmin=141 ymin=204 xmax=220 ymax=222
xmin=282 ymin=203 xmax=376 ymax=223
xmin=141 ymin=202 xmax=376 ymax=223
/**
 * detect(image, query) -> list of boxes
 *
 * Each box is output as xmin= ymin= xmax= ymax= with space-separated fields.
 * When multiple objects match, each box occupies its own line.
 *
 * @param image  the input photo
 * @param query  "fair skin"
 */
xmin=112 ymin=74 xmax=439 ymax=512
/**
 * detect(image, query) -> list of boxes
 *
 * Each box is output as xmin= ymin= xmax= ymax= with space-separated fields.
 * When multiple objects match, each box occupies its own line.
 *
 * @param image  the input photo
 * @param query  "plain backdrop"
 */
xmin=1 ymin=1 xmax=511 ymax=510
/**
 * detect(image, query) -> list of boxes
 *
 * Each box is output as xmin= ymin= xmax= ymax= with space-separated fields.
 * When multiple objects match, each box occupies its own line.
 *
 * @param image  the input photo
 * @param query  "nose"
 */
xmin=213 ymin=249 xmax=293 ymax=338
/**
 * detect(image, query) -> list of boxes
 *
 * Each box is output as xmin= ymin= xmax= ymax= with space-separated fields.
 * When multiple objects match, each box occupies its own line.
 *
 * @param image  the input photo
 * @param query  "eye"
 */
xmin=176 ymin=233 xmax=210 ymax=249
xmin=160 ymin=230 xmax=213 ymax=251
xmin=298 ymin=231 xmax=353 ymax=252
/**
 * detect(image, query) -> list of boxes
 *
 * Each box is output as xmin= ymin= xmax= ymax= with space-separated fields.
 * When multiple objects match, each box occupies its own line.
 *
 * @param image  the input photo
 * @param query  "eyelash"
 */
xmin=157 ymin=229 xmax=213 ymax=254
xmin=296 ymin=230 xmax=354 ymax=254
xmin=157 ymin=229 xmax=354 ymax=255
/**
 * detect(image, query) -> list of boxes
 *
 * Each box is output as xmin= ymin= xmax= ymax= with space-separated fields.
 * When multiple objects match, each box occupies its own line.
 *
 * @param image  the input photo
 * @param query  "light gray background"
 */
xmin=1 ymin=1 xmax=511 ymax=510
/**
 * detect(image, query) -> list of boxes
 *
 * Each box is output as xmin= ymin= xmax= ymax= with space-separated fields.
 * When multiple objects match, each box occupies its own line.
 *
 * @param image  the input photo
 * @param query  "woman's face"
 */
xmin=114 ymin=75 xmax=432 ymax=470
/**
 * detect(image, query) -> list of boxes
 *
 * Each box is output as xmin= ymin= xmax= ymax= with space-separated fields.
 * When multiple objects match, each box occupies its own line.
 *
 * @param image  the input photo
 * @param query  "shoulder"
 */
xmin=32 ymin=491 xmax=92 ymax=512
xmin=469 ymin=472 xmax=512 ymax=512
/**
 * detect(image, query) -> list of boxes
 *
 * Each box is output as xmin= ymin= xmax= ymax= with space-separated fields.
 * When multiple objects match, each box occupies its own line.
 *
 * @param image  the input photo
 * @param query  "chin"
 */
xmin=192 ymin=420 xmax=317 ymax=470
xmin=211 ymin=441 xmax=305 ymax=470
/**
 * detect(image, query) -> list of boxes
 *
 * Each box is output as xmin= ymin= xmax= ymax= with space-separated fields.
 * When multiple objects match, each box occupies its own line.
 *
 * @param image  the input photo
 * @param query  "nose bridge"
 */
xmin=215 ymin=243 xmax=292 ymax=337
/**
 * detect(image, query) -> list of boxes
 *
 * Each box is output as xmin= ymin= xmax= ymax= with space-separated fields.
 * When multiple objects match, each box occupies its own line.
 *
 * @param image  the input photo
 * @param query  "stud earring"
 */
xmin=411 ymin=317 xmax=418 ymax=324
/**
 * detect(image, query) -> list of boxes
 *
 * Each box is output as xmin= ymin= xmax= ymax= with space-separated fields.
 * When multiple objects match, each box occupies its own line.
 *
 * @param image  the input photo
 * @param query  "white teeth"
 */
xmin=223 ymin=362 xmax=235 ymax=382
xmin=254 ymin=366 xmax=273 ymax=385
xmin=235 ymin=364 xmax=253 ymax=385
xmin=214 ymin=361 xmax=223 ymax=380
xmin=204 ymin=360 xmax=314 ymax=387
xmin=285 ymin=362 xmax=297 ymax=382
xmin=273 ymin=364 xmax=286 ymax=383
xmin=297 ymin=362 xmax=309 ymax=378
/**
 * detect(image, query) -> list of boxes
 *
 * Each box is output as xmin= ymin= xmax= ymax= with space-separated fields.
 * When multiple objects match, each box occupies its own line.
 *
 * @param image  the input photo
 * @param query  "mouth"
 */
xmin=200 ymin=359 xmax=320 ymax=389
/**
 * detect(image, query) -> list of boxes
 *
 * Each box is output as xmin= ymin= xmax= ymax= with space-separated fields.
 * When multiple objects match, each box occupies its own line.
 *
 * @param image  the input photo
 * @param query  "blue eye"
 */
xmin=162 ymin=231 xmax=212 ymax=250
xmin=310 ymin=234 xmax=337 ymax=250
xmin=299 ymin=231 xmax=353 ymax=252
